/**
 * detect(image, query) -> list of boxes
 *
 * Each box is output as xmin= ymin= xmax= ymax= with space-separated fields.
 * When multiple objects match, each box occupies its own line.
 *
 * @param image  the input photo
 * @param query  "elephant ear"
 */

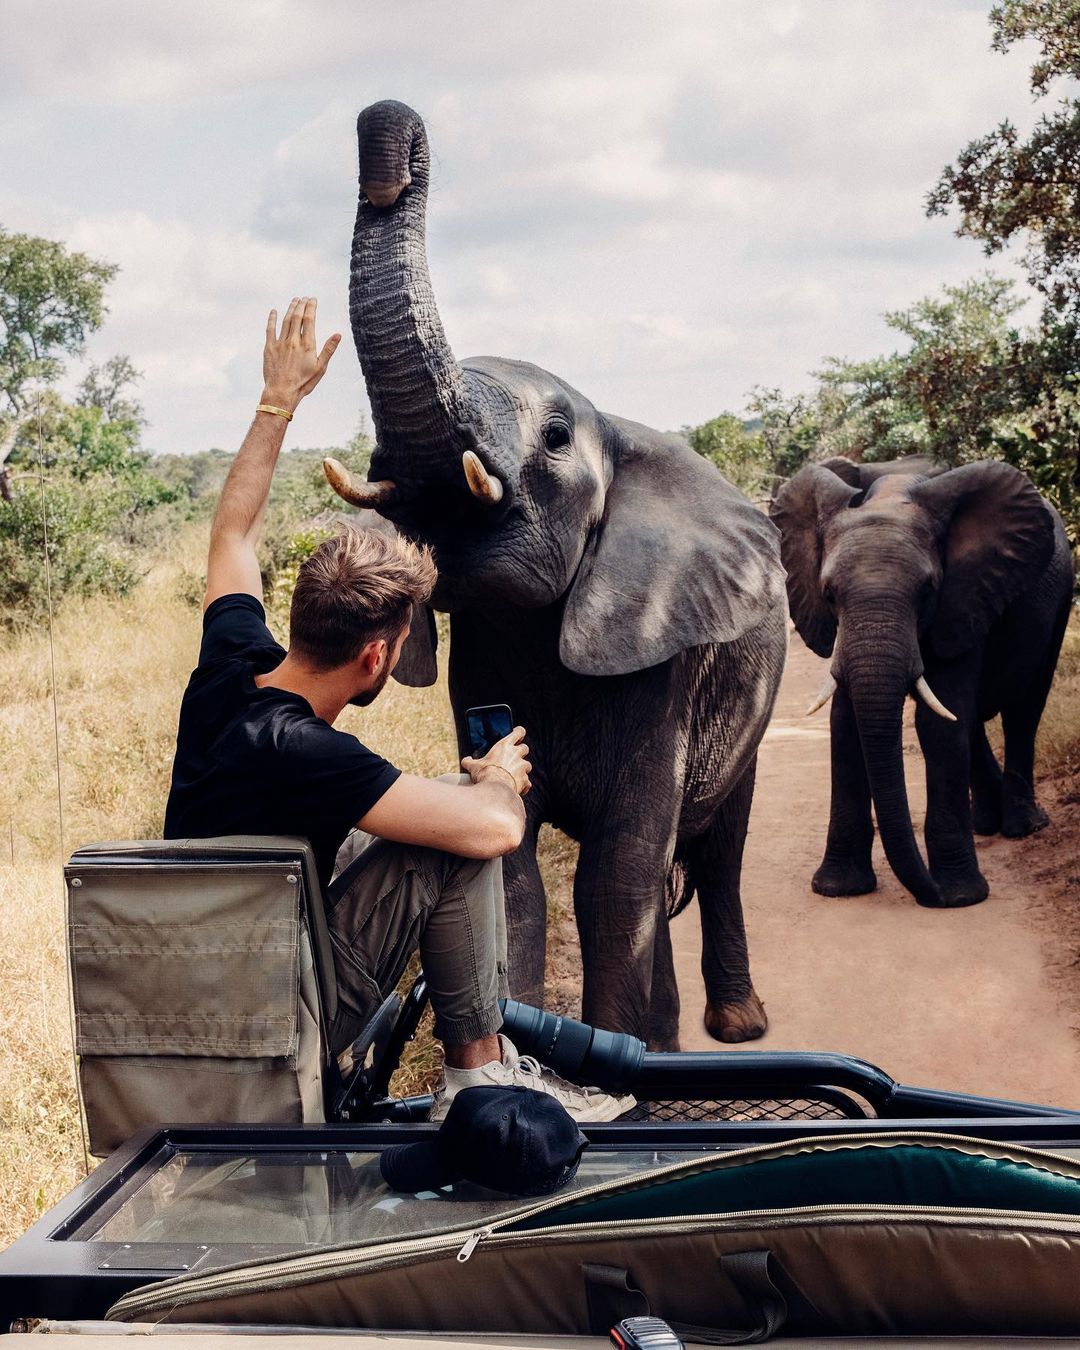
xmin=819 ymin=456 xmax=864 ymax=488
xmin=911 ymin=460 xmax=1056 ymax=660
xmin=559 ymin=417 xmax=785 ymax=677
xmin=769 ymin=464 xmax=860 ymax=658
xmin=392 ymin=601 xmax=438 ymax=687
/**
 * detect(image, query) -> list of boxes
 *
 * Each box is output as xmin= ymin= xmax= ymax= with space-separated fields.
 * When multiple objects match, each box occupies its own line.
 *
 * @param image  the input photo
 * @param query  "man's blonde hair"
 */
xmin=289 ymin=527 xmax=436 ymax=670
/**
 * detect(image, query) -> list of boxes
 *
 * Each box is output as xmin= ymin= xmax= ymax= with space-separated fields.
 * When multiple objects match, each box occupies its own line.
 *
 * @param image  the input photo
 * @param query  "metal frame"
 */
xmin=343 ymin=976 xmax=1080 ymax=1123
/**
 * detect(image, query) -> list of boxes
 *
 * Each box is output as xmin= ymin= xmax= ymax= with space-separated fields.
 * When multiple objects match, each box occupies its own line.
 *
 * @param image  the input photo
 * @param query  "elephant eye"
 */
xmin=823 ymin=584 xmax=836 ymax=608
xmin=543 ymin=419 xmax=572 ymax=452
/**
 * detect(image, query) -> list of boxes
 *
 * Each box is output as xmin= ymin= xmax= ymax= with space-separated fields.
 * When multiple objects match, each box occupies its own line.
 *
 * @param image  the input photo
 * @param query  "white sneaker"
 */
xmin=430 ymin=1035 xmax=636 ymax=1123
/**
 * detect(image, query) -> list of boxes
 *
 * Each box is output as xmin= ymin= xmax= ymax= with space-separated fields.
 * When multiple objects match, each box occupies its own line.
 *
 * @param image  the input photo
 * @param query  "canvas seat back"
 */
xmin=67 ymin=836 xmax=337 ymax=1157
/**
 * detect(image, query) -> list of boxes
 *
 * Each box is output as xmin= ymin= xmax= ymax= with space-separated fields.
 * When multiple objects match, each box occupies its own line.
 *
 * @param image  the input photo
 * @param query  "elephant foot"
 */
xmin=972 ymin=800 xmax=1003 ymax=837
xmin=646 ymin=1032 xmax=681 ymax=1053
xmin=812 ymin=858 xmax=877 ymax=897
xmin=920 ymin=870 xmax=989 ymax=908
xmin=704 ymin=990 xmax=767 ymax=1043
xmin=1002 ymin=799 xmax=1049 ymax=839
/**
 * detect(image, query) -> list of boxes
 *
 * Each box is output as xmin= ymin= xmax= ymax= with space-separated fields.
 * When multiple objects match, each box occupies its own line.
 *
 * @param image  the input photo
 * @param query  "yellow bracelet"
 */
xmin=256 ymin=403 xmax=294 ymax=422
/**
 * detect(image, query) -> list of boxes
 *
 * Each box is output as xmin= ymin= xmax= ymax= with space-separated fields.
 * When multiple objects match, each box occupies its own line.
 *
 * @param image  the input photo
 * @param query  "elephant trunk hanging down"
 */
xmin=771 ymin=456 xmax=1074 ymax=911
xmin=325 ymin=99 xmax=788 ymax=1049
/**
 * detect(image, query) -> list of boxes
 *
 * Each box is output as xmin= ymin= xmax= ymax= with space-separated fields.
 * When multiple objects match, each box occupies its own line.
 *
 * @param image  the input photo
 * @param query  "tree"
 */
xmin=683 ymin=413 xmax=769 ymax=497
xmin=927 ymin=0 xmax=1080 ymax=318
xmin=745 ymin=387 xmax=821 ymax=485
xmin=926 ymin=1 xmax=1079 ymax=544
xmin=994 ymin=319 xmax=1080 ymax=545
xmin=77 ymin=355 xmax=144 ymax=426
xmin=813 ymin=353 xmax=926 ymax=462
xmin=0 ymin=227 xmax=116 ymax=497
xmin=885 ymin=274 xmax=1029 ymax=464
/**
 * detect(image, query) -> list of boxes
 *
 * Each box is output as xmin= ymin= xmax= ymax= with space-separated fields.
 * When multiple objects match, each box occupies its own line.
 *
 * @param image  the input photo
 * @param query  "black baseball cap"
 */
xmin=380 ymin=1086 xmax=589 ymax=1197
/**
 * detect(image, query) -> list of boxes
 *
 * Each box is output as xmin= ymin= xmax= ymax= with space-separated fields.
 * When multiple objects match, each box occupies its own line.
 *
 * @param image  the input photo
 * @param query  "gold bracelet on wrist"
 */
xmin=480 ymin=764 xmax=518 ymax=791
xmin=256 ymin=403 xmax=294 ymax=422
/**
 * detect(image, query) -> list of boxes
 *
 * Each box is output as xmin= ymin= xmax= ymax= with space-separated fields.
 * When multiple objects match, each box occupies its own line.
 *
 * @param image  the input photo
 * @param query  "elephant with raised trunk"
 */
xmin=324 ymin=100 xmax=788 ymax=1048
xmin=770 ymin=455 xmax=1073 ymax=909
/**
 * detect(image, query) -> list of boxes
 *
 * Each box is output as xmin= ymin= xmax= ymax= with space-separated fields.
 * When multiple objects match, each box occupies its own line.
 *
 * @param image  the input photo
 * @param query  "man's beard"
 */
xmin=348 ymin=661 xmax=392 ymax=708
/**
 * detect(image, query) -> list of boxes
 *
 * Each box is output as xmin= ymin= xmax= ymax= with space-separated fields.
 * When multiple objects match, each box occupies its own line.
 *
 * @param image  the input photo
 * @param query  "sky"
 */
xmin=0 ymin=0 xmax=1043 ymax=457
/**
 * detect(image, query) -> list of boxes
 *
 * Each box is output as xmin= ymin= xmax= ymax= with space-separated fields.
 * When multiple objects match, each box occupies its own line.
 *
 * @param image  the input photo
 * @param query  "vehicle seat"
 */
xmin=66 ymin=836 xmax=343 ymax=1156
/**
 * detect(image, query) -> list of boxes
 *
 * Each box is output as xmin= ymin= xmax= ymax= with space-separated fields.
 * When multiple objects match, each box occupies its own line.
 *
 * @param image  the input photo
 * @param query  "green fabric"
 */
xmin=509 ymin=1145 xmax=1080 ymax=1230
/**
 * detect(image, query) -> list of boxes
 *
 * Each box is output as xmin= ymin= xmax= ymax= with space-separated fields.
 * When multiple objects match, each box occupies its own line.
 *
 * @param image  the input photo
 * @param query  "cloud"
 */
xmin=0 ymin=0 xmax=1048 ymax=451
xmin=56 ymin=211 xmax=363 ymax=452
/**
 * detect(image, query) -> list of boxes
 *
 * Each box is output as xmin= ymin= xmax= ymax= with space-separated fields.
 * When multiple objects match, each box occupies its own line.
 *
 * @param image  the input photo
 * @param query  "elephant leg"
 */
xmin=813 ymin=684 xmax=877 ymax=897
xmin=573 ymin=825 xmax=675 ymax=1048
xmin=1000 ymin=701 xmax=1051 ymax=838
xmin=969 ymin=720 xmax=1004 ymax=836
xmin=999 ymin=647 xmax=1061 ymax=837
xmin=646 ymin=903 xmax=680 ymax=1052
xmin=503 ymin=819 xmax=548 ymax=1008
xmin=690 ymin=760 xmax=767 ymax=1044
xmin=916 ymin=692 xmax=988 ymax=907
xmin=1000 ymin=594 xmax=1069 ymax=837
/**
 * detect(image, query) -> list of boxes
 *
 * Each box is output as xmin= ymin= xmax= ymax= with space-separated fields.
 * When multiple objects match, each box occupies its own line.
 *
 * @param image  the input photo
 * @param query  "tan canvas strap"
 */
xmin=583 ymin=1252 xmax=789 ymax=1345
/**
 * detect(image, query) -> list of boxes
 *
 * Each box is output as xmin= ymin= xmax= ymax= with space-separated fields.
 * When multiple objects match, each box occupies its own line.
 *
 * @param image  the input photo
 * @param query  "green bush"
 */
xmin=1 ymin=388 xmax=187 ymax=624
xmin=0 ymin=474 xmax=142 ymax=626
xmin=684 ymin=414 xmax=770 ymax=499
xmin=259 ymin=437 xmax=375 ymax=604
xmin=997 ymin=373 xmax=1080 ymax=550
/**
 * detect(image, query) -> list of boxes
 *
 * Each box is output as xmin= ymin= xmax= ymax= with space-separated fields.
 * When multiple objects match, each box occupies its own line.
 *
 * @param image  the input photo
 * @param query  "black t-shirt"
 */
xmin=164 ymin=594 xmax=401 ymax=886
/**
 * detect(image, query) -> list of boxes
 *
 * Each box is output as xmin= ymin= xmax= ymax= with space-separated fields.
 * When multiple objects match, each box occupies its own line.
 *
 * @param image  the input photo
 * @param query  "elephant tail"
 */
xmin=665 ymin=853 xmax=697 ymax=919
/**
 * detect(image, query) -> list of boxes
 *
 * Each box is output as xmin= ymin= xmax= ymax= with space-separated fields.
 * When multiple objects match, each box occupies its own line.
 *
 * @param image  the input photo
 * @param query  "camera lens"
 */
xmin=498 ymin=1000 xmax=644 ymax=1093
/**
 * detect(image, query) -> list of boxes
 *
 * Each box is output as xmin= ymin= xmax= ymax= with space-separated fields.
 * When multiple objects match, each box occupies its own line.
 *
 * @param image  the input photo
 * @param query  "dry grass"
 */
xmin=0 ymin=863 xmax=87 ymax=1242
xmin=0 ymin=522 xmax=580 ymax=1247
xmin=1037 ymin=611 xmax=1080 ymax=780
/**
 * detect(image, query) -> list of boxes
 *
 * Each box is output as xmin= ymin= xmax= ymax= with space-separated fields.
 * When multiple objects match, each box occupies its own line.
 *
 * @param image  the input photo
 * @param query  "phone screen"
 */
xmin=465 ymin=704 xmax=514 ymax=758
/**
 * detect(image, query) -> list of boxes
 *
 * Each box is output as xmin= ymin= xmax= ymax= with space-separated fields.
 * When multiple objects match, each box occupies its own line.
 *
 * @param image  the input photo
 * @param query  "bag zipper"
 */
xmin=109 ymin=1129 xmax=1080 ymax=1319
xmin=455 ymin=1225 xmax=495 ymax=1262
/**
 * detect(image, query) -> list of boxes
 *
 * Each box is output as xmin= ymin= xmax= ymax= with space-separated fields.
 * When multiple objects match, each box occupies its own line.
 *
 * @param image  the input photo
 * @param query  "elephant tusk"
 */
xmin=805 ymin=673 xmax=838 ymax=717
xmin=915 ymin=676 xmax=958 ymax=723
xmin=322 ymin=457 xmax=398 ymax=508
xmin=462 ymin=449 xmax=504 ymax=505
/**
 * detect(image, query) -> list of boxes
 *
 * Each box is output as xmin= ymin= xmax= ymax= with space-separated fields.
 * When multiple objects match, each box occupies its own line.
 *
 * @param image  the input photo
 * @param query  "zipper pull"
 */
xmin=456 ymin=1226 xmax=492 ymax=1262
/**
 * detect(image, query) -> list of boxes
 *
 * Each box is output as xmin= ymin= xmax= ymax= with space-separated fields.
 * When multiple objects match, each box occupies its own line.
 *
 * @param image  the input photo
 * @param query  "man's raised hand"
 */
xmin=262 ymin=297 xmax=342 ymax=414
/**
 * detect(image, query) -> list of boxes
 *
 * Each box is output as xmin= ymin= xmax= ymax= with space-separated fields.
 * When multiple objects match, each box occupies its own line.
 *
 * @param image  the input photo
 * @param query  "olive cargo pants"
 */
xmin=327 ymin=826 xmax=510 ymax=1055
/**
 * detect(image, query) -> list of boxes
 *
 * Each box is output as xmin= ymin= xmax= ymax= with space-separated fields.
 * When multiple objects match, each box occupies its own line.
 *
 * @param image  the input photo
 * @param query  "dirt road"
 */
xmin=671 ymin=631 xmax=1080 ymax=1107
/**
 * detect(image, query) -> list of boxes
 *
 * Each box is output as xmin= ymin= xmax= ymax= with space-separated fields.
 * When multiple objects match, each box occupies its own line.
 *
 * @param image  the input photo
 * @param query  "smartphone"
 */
xmin=465 ymin=703 xmax=515 ymax=758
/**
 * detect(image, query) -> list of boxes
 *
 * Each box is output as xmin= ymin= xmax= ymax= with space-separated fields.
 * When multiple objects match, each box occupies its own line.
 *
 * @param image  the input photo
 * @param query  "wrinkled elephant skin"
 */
xmin=771 ymin=455 xmax=1074 ymax=910
xmin=329 ymin=100 xmax=789 ymax=1048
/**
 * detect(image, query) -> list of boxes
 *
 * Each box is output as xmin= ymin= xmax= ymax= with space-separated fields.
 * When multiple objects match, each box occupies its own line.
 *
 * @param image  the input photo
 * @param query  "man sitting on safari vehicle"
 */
xmin=164 ymin=296 xmax=632 ymax=1122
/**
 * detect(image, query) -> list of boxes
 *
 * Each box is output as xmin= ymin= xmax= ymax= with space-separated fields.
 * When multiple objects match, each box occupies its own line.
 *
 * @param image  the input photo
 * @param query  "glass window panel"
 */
xmin=84 ymin=1147 xmax=703 ymax=1247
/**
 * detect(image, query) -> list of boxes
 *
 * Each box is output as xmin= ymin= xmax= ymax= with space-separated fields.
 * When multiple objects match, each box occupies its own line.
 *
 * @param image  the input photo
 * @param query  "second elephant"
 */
xmin=771 ymin=455 xmax=1073 ymax=909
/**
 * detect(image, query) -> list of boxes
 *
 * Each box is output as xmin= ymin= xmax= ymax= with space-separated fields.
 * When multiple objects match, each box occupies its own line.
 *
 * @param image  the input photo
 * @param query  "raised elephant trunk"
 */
xmin=841 ymin=614 xmax=942 ymax=907
xmin=351 ymin=100 xmax=483 ymax=488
